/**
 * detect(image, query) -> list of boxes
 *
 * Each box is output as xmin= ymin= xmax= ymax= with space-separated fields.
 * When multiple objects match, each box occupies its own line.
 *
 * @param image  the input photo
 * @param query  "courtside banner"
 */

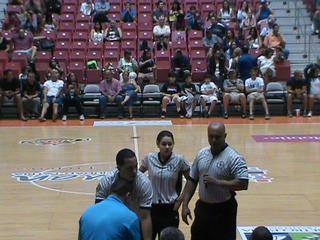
xmin=252 ymin=135 xmax=320 ymax=142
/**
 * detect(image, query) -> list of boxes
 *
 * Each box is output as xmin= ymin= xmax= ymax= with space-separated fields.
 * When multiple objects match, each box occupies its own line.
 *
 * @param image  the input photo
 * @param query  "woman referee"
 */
xmin=139 ymin=130 xmax=190 ymax=240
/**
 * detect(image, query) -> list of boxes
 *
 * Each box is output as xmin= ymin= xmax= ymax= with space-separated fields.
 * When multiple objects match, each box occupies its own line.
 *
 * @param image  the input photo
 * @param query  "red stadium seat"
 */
xmin=188 ymin=30 xmax=203 ymax=41
xmin=6 ymin=5 xmax=22 ymax=14
xmin=188 ymin=39 xmax=203 ymax=51
xmin=68 ymin=62 xmax=86 ymax=82
xmin=76 ymin=14 xmax=91 ymax=23
xmin=109 ymin=13 xmax=121 ymax=22
xmin=57 ymin=31 xmax=72 ymax=41
xmin=121 ymin=40 xmax=137 ymax=52
xmin=138 ymin=5 xmax=152 ymax=13
xmin=37 ymin=51 xmax=52 ymax=63
xmin=86 ymin=69 xmax=102 ymax=84
xmin=59 ymin=22 xmax=75 ymax=32
xmin=155 ymin=61 xmax=170 ymax=83
xmin=104 ymin=41 xmax=120 ymax=50
xmin=190 ymin=49 xmax=206 ymax=60
xmin=155 ymin=50 xmax=170 ymax=61
xmin=87 ymin=51 xmax=103 ymax=62
xmin=59 ymin=13 xmax=75 ymax=23
xmin=275 ymin=60 xmax=291 ymax=82
xmin=11 ymin=52 xmax=28 ymax=69
xmin=70 ymin=51 xmax=86 ymax=62
xmin=121 ymin=23 xmax=137 ymax=32
xmin=104 ymin=50 xmax=120 ymax=63
xmin=41 ymin=30 xmax=57 ymax=40
xmin=138 ymin=31 xmax=153 ymax=41
xmin=61 ymin=5 xmax=77 ymax=14
xmin=88 ymin=41 xmax=104 ymax=51
xmin=73 ymin=31 xmax=89 ymax=42
xmin=53 ymin=50 xmax=69 ymax=64
xmin=63 ymin=0 xmax=77 ymax=5
xmin=76 ymin=22 xmax=91 ymax=32
xmin=192 ymin=59 xmax=207 ymax=81
xmin=122 ymin=31 xmax=138 ymax=40
xmin=35 ymin=62 xmax=49 ymax=83
xmin=172 ymin=31 xmax=186 ymax=42
xmin=109 ymin=4 xmax=121 ymax=13
xmin=72 ymin=41 xmax=87 ymax=51
xmin=0 ymin=51 xmax=9 ymax=69
xmin=55 ymin=40 xmax=71 ymax=52
xmin=5 ymin=62 xmax=21 ymax=77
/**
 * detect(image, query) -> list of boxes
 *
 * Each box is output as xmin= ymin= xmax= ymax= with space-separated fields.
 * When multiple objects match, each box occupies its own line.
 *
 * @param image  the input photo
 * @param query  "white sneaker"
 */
xmin=62 ymin=115 xmax=67 ymax=121
xmin=80 ymin=114 xmax=85 ymax=121
xmin=307 ymin=111 xmax=313 ymax=117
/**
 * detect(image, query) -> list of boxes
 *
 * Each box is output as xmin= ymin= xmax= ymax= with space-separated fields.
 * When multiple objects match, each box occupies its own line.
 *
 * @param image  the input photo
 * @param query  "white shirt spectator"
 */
xmin=44 ymin=80 xmax=64 ymax=97
xmin=258 ymin=55 xmax=275 ymax=74
xmin=200 ymin=82 xmax=218 ymax=102
xmin=310 ymin=77 xmax=320 ymax=95
xmin=80 ymin=2 xmax=94 ymax=16
xmin=153 ymin=25 xmax=171 ymax=37
xmin=245 ymin=77 xmax=264 ymax=91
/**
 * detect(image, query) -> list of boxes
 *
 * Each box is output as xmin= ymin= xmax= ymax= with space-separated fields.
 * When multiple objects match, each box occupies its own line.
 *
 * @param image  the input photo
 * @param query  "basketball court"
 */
xmin=0 ymin=117 xmax=319 ymax=239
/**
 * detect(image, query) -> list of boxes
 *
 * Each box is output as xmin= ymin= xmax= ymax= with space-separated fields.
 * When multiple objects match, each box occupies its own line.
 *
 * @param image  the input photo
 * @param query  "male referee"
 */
xmin=181 ymin=122 xmax=249 ymax=240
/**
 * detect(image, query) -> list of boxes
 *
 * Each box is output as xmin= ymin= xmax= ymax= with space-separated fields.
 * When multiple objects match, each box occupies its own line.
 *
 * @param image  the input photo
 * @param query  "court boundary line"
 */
xmin=132 ymin=126 xmax=140 ymax=166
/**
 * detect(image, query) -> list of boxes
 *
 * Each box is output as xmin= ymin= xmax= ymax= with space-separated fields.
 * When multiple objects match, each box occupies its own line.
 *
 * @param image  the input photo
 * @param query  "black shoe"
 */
xmin=161 ymin=111 xmax=166 ymax=119
xmin=241 ymin=113 xmax=246 ymax=118
xmin=178 ymin=110 xmax=184 ymax=118
xmin=224 ymin=112 xmax=228 ymax=119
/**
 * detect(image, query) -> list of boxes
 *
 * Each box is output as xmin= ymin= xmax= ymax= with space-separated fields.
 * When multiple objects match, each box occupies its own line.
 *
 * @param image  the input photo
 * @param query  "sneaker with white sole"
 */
xmin=80 ymin=114 xmax=85 ymax=121
xmin=307 ymin=111 xmax=312 ymax=117
xmin=62 ymin=115 xmax=67 ymax=121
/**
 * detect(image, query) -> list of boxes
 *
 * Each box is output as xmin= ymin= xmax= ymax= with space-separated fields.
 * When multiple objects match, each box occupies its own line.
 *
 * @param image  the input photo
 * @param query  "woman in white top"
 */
xmin=139 ymin=130 xmax=190 ymax=240
xmin=90 ymin=22 xmax=104 ymax=43
xmin=218 ymin=0 xmax=235 ymax=23
xmin=237 ymin=0 xmax=251 ymax=22
xmin=258 ymin=48 xmax=276 ymax=82
xmin=247 ymin=27 xmax=261 ymax=49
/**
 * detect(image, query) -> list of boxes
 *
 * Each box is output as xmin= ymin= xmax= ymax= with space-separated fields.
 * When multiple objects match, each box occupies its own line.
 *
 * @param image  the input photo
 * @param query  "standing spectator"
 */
xmin=93 ymin=0 xmax=110 ymax=23
xmin=257 ymin=48 xmax=276 ymax=82
xmin=237 ymin=1 xmax=251 ymax=23
xmin=223 ymin=69 xmax=247 ymax=118
xmin=121 ymin=1 xmax=137 ymax=23
xmin=118 ymin=50 xmax=138 ymax=74
xmin=98 ymin=68 xmax=123 ymax=119
xmin=312 ymin=8 xmax=320 ymax=35
xmin=218 ymin=0 xmax=235 ymax=24
xmin=287 ymin=70 xmax=308 ymax=117
xmin=181 ymin=122 xmax=249 ymax=240
xmin=238 ymin=45 xmax=257 ymax=80
xmin=12 ymin=29 xmax=37 ymax=62
xmin=307 ymin=67 xmax=320 ymax=117
xmin=90 ymin=22 xmax=105 ymax=43
xmin=171 ymin=50 xmax=191 ymax=81
xmin=105 ymin=21 xmax=122 ymax=41
xmin=139 ymin=130 xmax=190 ymax=239
xmin=0 ymin=69 xmax=27 ymax=121
xmin=22 ymin=71 xmax=41 ymax=118
xmin=256 ymin=0 xmax=273 ymax=22
xmin=138 ymin=49 xmax=156 ymax=86
xmin=251 ymin=226 xmax=273 ymax=240
xmin=39 ymin=69 xmax=64 ymax=122
xmin=80 ymin=0 xmax=95 ymax=16
xmin=245 ymin=67 xmax=270 ymax=120
xmin=0 ymin=30 xmax=10 ymax=52
xmin=80 ymin=178 xmax=142 ymax=240
xmin=263 ymin=24 xmax=289 ymax=59
xmin=199 ymin=74 xmax=219 ymax=117
xmin=153 ymin=16 xmax=171 ymax=46
xmin=180 ymin=72 xmax=198 ymax=118
xmin=169 ymin=1 xmax=183 ymax=27
xmin=160 ymin=227 xmax=185 ymax=240
xmin=62 ymin=73 xmax=85 ymax=121
xmin=160 ymin=72 xmax=183 ymax=118
xmin=153 ymin=0 xmax=168 ymax=23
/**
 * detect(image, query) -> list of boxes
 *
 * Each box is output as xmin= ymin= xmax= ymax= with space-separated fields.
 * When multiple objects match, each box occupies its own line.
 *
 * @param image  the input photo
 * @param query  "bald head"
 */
xmin=207 ymin=122 xmax=227 ymax=152
xmin=251 ymin=226 xmax=272 ymax=240
xmin=208 ymin=122 xmax=226 ymax=134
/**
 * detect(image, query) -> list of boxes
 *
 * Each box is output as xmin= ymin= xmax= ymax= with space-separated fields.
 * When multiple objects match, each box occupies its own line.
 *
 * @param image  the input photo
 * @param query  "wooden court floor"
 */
xmin=0 ymin=118 xmax=320 ymax=239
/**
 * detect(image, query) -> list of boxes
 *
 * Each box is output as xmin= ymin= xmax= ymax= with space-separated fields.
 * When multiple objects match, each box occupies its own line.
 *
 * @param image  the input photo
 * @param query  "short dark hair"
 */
xmin=156 ymin=130 xmax=175 ymax=144
xmin=160 ymin=227 xmax=185 ymax=240
xmin=116 ymin=148 xmax=136 ymax=166
xmin=250 ymin=226 xmax=272 ymax=240
xmin=251 ymin=66 xmax=259 ymax=72
xmin=242 ymin=45 xmax=249 ymax=54
xmin=110 ymin=178 xmax=134 ymax=197
xmin=168 ymin=72 xmax=176 ymax=78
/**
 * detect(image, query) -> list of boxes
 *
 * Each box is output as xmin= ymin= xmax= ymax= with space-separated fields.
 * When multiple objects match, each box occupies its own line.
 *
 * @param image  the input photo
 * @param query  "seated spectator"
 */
xmin=62 ymin=72 xmax=85 ymax=121
xmin=12 ymin=29 xmax=37 ymax=62
xmin=121 ymin=1 xmax=137 ymax=23
xmin=0 ymin=30 xmax=10 ymax=52
xmin=99 ymin=67 xmax=123 ymax=119
xmin=153 ymin=0 xmax=168 ymax=23
xmin=224 ymin=29 xmax=240 ymax=57
xmin=199 ymin=74 xmax=219 ymax=117
xmin=93 ymin=0 xmax=110 ymax=23
xmin=186 ymin=7 xmax=204 ymax=30
xmin=171 ymin=50 xmax=191 ymax=81
xmin=43 ymin=13 xmax=57 ymax=32
xmin=48 ymin=58 xmax=64 ymax=79
xmin=105 ymin=21 xmax=122 ymax=41
xmin=238 ymin=45 xmax=257 ymax=80
xmin=307 ymin=66 xmax=320 ymax=117
xmin=153 ymin=16 xmax=171 ymax=45
xmin=208 ymin=47 xmax=227 ymax=78
xmin=203 ymin=30 xmax=222 ymax=56
xmin=155 ymin=35 xmax=168 ymax=51
xmin=240 ymin=11 xmax=256 ymax=31
xmin=169 ymin=1 xmax=183 ymax=26
xmin=237 ymin=1 xmax=251 ymax=23
xmin=160 ymin=72 xmax=183 ymax=118
xmin=180 ymin=72 xmax=197 ymax=118
xmin=258 ymin=48 xmax=276 ymax=82
xmin=207 ymin=15 xmax=226 ymax=39
xmin=223 ymin=69 xmax=246 ymax=118
xmin=226 ymin=41 xmax=239 ymax=63
xmin=80 ymin=0 xmax=95 ymax=16
xmin=245 ymin=67 xmax=270 ymax=120
xmin=287 ymin=70 xmax=308 ymax=117
xmin=3 ymin=12 xmax=21 ymax=31
xmin=263 ymin=24 xmax=289 ymax=59
xmin=218 ymin=0 xmax=235 ymax=24
xmin=312 ymin=7 xmax=320 ymax=35
xmin=22 ymin=71 xmax=41 ymax=118
xmin=247 ymin=27 xmax=261 ymax=49
xmin=160 ymin=227 xmax=185 ymax=240
xmin=39 ymin=69 xmax=64 ymax=122
xmin=0 ymin=69 xmax=27 ymax=121
xmin=120 ymin=71 xmax=140 ymax=119
xmin=118 ymin=49 xmax=138 ymax=73
xmin=250 ymin=226 xmax=272 ymax=240
xmin=90 ymin=22 xmax=105 ymax=43
xmin=138 ymin=49 xmax=156 ymax=86
xmin=228 ymin=47 xmax=242 ymax=71
xmin=256 ymin=0 xmax=273 ymax=22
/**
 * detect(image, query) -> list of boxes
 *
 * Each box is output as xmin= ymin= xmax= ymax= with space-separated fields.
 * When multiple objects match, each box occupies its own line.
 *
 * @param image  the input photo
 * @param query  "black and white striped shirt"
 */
xmin=141 ymin=152 xmax=190 ymax=204
xmin=190 ymin=145 xmax=248 ymax=204
xmin=95 ymin=169 xmax=153 ymax=209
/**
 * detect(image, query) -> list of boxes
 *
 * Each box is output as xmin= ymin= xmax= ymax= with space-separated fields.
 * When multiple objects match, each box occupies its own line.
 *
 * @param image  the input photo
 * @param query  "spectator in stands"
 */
xmin=0 ymin=30 xmax=10 ymax=52
xmin=245 ymin=67 xmax=270 ymax=120
xmin=199 ymin=74 xmax=219 ymax=117
xmin=186 ymin=6 xmax=204 ymax=31
xmin=237 ymin=1 xmax=251 ymax=23
xmin=22 ymin=71 xmax=40 ymax=118
xmin=240 ymin=11 xmax=256 ymax=31
xmin=12 ymin=29 xmax=37 ymax=62
xmin=250 ymin=226 xmax=272 ymax=240
xmin=307 ymin=67 xmax=320 ymax=117
xmin=62 ymin=72 xmax=85 ymax=121
xmin=99 ymin=67 xmax=123 ymax=119
xmin=207 ymin=15 xmax=226 ymax=39
xmin=256 ymin=0 xmax=273 ymax=22
xmin=171 ymin=50 xmax=191 ymax=81
xmin=45 ymin=0 xmax=61 ymax=19
xmin=121 ymin=1 xmax=137 ymax=23
xmin=169 ymin=1 xmax=183 ymax=27
xmin=263 ymin=24 xmax=289 ymax=59
xmin=118 ymin=49 xmax=138 ymax=74
xmin=39 ymin=69 xmax=64 ymax=122
xmin=160 ymin=72 xmax=183 ymax=118
xmin=0 ymin=69 xmax=27 ymax=121
xmin=105 ymin=21 xmax=122 ymax=41
xmin=153 ymin=16 xmax=171 ymax=47
xmin=208 ymin=47 xmax=227 ymax=78
xmin=259 ymin=17 xmax=275 ymax=39
xmin=238 ymin=45 xmax=257 ymax=80
xmin=247 ymin=27 xmax=261 ymax=49
xmin=43 ymin=13 xmax=57 ymax=32
xmin=180 ymin=72 xmax=198 ymax=118
xmin=90 ymin=22 xmax=105 ymax=43
xmin=153 ymin=0 xmax=168 ymax=23
xmin=287 ymin=70 xmax=308 ymax=117
xmin=258 ymin=48 xmax=276 ymax=82
xmin=3 ymin=12 xmax=21 ymax=31
xmin=218 ymin=0 xmax=235 ymax=24
xmin=223 ymin=69 xmax=247 ymax=118
xmin=24 ymin=0 xmax=42 ymax=32
xmin=20 ymin=10 xmax=37 ymax=33
xmin=160 ymin=227 xmax=185 ymax=240
xmin=80 ymin=0 xmax=95 ymax=16
xmin=228 ymin=47 xmax=242 ymax=71
xmin=226 ymin=41 xmax=239 ymax=63
xmin=203 ymin=30 xmax=222 ymax=56
xmin=138 ymin=49 xmax=156 ymax=86
xmin=93 ymin=0 xmax=110 ymax=23
xmin=139 ymin=40 xmax=151 ymax=52
xmin=48 ymin=58 xmax=64 ymax=79
xmin=224 ymin=29 xmax=240 ymax=58
xmin=205 ymin=11 xmax=216 ymax=28
xmin=312 ymin=7 xmax=320 ymax=35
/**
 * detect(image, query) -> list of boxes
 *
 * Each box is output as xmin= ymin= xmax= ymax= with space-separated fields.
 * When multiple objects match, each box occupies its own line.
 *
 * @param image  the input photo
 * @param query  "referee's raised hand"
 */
xmin=182 ymin=205 xmax=193 ymax=225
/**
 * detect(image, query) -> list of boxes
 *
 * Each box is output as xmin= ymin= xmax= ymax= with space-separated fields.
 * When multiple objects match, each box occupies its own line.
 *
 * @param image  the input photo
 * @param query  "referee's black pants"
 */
xmin=151 ymin=203 xmax=179 ymax=240
xmin=191 ymin=197 xmax=238 ymax=240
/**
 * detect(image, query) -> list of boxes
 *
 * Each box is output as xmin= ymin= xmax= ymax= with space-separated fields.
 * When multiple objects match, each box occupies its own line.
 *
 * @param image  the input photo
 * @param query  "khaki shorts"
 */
xmin=200 ymin=95 xmax=218 ymax=104
xmin=224 ymin=93 xmax=245 ymax=104
xmin=247 ymin=92 xmax=265 ymax=102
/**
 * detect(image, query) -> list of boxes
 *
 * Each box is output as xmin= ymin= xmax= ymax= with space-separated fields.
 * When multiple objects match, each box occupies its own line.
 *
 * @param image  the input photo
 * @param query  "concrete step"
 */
xmin=276 ymin=17 xmax=312 ymax=26
xmin=272 ymin=8 xmax=310 ymax=18
xmin=270 ymin=1 xmax=306 ymax=9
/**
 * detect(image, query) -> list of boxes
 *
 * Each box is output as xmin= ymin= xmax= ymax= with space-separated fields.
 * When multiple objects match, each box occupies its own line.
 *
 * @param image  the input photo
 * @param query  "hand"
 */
xmin=203 ymin=174 xmax=220 ymax=186
xmin=182 ymin=205 xmax=193 ymax=225
xmin=109 ymin=96 xmax=115 ymax=102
